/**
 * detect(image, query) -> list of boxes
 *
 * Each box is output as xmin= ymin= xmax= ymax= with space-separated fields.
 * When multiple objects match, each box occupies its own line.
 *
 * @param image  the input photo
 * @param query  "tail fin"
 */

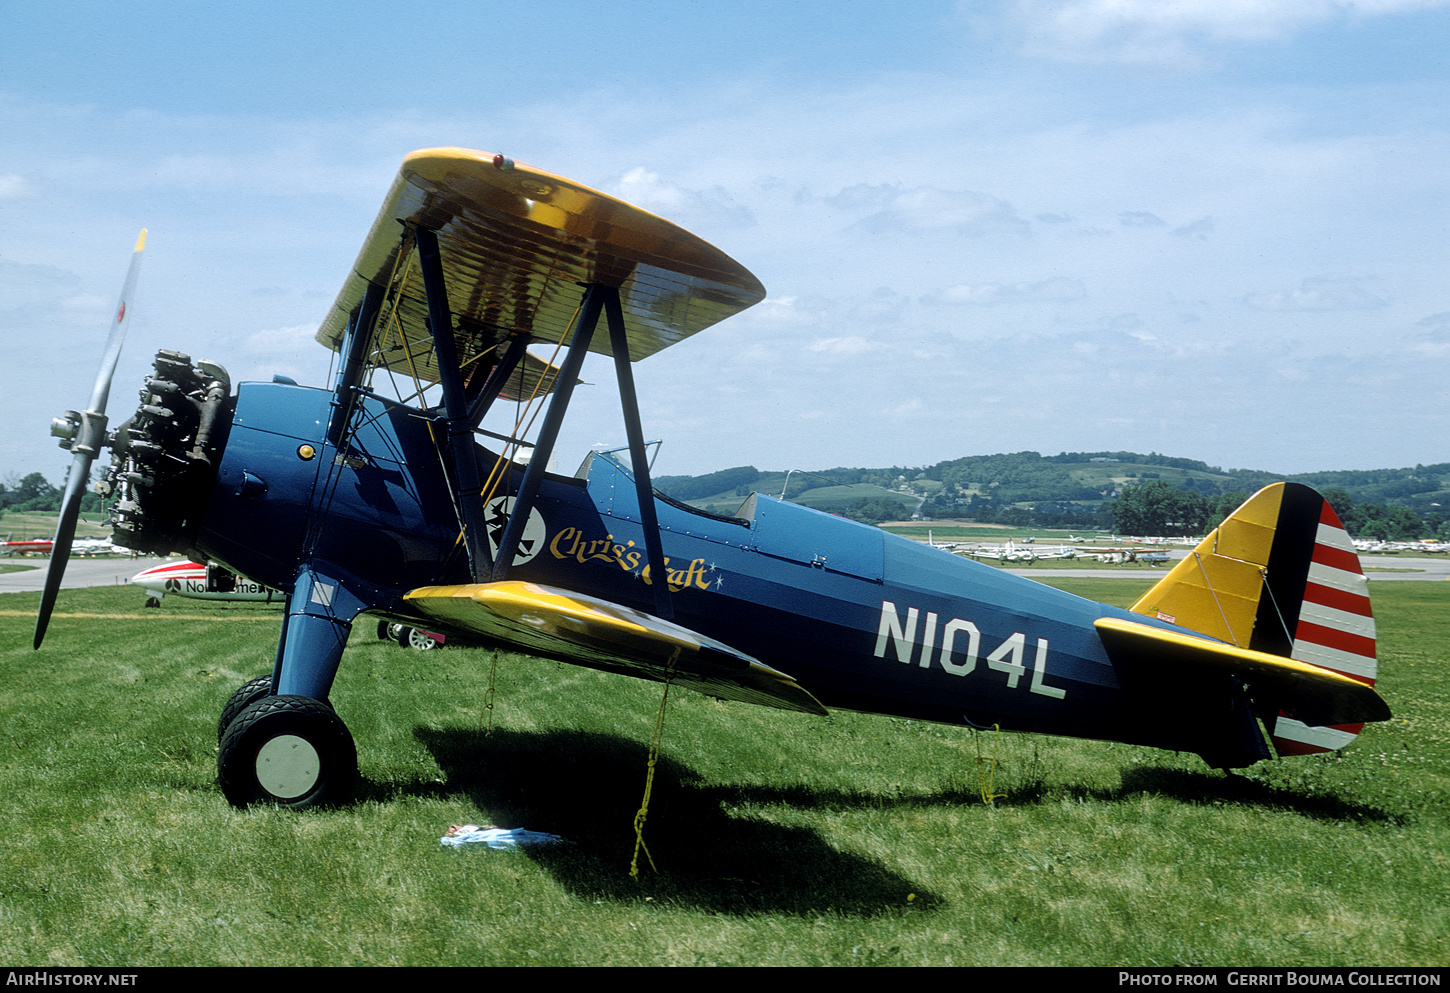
xmin=1130 ymin=483 xmax=1381 ymax=757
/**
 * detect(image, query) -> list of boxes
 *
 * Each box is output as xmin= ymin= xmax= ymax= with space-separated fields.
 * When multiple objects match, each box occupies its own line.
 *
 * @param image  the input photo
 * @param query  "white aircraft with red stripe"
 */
xmin=1 ymin=537 xmax=53 ymax=556
xmin=130 ymin=560 xmax=281 ymax=605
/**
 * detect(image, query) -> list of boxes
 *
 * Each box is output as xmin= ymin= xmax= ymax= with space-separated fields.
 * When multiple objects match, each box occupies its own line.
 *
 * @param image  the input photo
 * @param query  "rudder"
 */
xmin=1129 ymin=483 xmax=1378 ymax=756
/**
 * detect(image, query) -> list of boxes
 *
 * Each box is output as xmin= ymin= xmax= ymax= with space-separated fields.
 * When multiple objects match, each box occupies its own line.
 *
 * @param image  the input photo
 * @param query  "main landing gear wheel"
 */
xmin=217 ymin=695 xmax=357 ymax=809
xmin=217 ymin=675 xmax=274 ymax=742
xmin=401 ymin=627 xmax=437 ymax=650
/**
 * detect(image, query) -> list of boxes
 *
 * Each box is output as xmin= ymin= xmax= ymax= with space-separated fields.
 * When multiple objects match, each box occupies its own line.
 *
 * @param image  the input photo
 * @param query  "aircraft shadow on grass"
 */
xmin=403 ymin=725 xmax=943 ymax=917
xmin=375 ymin=725 xmax=1400 ymax=916
xmin=974 ymin=763 xmax=1402 ymax=825
xmin=392 ymin=726 xmax=1400 ymax=911
xmin=1114 ymin=766 xmax=1405 ymax=825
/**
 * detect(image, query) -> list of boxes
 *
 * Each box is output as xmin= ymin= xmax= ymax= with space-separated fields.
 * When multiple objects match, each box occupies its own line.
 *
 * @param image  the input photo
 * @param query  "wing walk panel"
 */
xmin=404 ymin=581 xmax=827 ymax=716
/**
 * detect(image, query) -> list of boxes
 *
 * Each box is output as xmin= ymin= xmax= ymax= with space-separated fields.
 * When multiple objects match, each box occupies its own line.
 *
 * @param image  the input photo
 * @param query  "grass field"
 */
xmin=1 ymin=511 xmax=109 ymax=542
xmin=0 ymin=578 xmax=1446 ymax=966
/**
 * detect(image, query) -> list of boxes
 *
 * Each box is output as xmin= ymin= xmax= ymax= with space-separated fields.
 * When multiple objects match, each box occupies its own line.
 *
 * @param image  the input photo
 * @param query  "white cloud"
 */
xmin=613 ymin=166 xmax=755 ymax=230
xmin=806 ymin=335 xmax=877 ymax=357
xmin=243 ymin=323 xmax=321 ymax=356
xmin=1409 ymin=312 xmax=1450 ymax=355
xmin=0 ymin=261 xmax=81 ymax=311
xmin=1119 ymin=211 xmax=1165 ymax=227
xmin=833 ymin=185 xmax=1029 ymax=238
xmin=1006 ymin=0 xmax=1450 ymax=66
xmin=1415 ymin=311 xmax=1450 ymax=336
xmin=885 ymin=398 xmax=923 ymax=417
xmin=926 ymin=277 xmax=1087 ymax=306
xmin=1172 ymin=217 xmax=1214 ymax=239
xmin=1243 ymin=277 xmax=1388 ymax=311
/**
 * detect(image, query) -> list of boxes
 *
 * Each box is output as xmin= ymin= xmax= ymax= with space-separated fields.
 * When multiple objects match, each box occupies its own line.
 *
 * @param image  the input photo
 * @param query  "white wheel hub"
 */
xmin=255 ymin=734 xmax=321 ymax=799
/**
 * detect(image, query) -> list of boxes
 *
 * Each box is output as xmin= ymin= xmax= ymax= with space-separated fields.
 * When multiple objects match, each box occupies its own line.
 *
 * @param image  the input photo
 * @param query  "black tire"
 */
xmin=217 ymin=695 xmax=357 ymax=809
xmin=403 ymin=628 xmax=438 ymax=650
xmin=218 ymin=675 xmax=275 ymax=742
xmin=376 ymin=619 xmax=391 ymax=640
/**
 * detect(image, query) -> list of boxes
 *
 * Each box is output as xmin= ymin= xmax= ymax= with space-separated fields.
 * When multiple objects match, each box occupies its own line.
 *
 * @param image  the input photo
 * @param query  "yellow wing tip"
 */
xmin=134 ymin=229 xmax=148 ymax=252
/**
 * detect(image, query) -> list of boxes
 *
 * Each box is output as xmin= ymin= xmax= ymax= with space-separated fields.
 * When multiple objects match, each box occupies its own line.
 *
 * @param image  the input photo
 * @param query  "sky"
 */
xmin=3 ymin=0 xmax=1449 ymax=484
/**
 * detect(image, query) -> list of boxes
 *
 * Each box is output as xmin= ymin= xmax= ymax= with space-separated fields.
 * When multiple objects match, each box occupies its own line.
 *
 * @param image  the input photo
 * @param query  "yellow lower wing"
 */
xmin=404 ymin=581 xmax=826 ymax=716
xmin=1095 ymin=617 xmax=1389 ymax=727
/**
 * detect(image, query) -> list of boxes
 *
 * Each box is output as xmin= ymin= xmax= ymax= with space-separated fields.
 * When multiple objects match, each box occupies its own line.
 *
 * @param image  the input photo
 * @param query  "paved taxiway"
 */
xmin=0 ymin=556 xmax=170 ymax=594
xmin=3 ymin=551 xmax=1447 ymax=598
xmin=1003 ymin=551 xmax=1450 ymax=581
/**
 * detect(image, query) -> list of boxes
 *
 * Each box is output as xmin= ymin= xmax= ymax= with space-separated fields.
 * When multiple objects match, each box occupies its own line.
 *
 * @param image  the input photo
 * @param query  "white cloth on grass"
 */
xmin=440 ymin=825 xmax=567 ymax=849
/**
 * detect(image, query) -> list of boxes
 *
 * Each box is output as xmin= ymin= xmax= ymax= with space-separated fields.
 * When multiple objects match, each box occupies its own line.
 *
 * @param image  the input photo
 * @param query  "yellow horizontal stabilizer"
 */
xmin=404 ymin=581 xmax=826 ymax=716
xmin=1095 ymin=617 xmax=1389 ymax=727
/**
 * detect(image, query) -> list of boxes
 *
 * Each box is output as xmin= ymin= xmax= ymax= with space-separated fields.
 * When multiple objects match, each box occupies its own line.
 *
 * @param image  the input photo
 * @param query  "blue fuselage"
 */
xmin=196 ymin=382 xmax=1195 ymax=752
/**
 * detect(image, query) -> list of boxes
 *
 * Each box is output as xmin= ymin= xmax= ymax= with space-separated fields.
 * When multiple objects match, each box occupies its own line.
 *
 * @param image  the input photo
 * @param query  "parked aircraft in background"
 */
xmin=3 ymin=533 xmax=128 ymax=557
xmin=130 ymin=560 xmax=282 ymax=607
xmin=2 ymin=536 xmax=53 ymax=556
xmin=951 ymin=540 xmax=1076 ymax=564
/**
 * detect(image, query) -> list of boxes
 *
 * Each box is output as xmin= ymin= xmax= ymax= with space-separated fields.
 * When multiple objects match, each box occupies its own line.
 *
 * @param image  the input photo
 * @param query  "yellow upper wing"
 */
xmin=315 ymin=147 xmax=767 ymax=386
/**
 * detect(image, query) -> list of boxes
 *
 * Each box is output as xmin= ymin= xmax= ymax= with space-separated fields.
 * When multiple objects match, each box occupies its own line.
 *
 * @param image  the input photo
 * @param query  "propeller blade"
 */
xmin=33 ymin=455 xmax=91 ymax=649
xmin=90 ymin=228 xmax=147 ymax=414
xmin=34 ymin=229 xmax=146 ymax=649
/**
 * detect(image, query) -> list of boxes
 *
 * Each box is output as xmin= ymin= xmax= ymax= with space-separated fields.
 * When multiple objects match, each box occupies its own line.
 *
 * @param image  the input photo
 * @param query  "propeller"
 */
xmin=34 ymin=229 xmax=147 ymax=649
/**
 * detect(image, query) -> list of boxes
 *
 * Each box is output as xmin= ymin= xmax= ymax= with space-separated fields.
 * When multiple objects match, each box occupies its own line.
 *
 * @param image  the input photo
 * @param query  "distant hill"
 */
xmin=653 ymin=466 xmax=917 ymax=523
xmin=652 ymin=451 xmax=1450 ymax=538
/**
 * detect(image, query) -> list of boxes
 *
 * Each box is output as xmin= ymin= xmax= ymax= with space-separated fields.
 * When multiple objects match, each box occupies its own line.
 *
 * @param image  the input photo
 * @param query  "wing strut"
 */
xmin=604 ymin=290 xmax=673 ymax=620
xmin=326 ymin=281 xmax=385 ymax=446
xmin=415 ymin=225 xmax=494 ymax=580
xmin=490 ymin=284 xmax=603 ymax=580
xmin=484 ymin=282 xmax=675 ymax=618
xmin=467 ymin=332 xmax=531 ymax=428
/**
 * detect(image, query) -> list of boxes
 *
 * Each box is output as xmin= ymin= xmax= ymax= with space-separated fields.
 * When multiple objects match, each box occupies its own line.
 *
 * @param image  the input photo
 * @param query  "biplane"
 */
xmin=35 ymin=148 xmax=1390 ymax=808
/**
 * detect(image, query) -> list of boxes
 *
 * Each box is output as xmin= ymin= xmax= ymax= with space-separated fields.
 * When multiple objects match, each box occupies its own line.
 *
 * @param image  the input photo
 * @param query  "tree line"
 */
xmin=0 ymin=472 xmax=101 ymax=519
xmin=1054 ymin=480 xmax=1446 ymax=540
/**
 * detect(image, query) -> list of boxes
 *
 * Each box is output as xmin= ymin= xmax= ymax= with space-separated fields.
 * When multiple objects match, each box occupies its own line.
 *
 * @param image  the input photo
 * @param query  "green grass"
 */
xmin=1 ymin=580 xmax=1446 ymax=966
